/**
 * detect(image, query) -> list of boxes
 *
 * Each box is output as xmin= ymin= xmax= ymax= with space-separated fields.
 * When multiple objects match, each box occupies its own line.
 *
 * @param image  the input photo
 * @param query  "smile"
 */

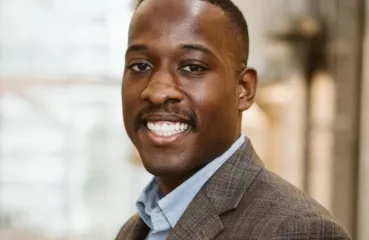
xmin=147 ymin=121 xmax=189 ymax=137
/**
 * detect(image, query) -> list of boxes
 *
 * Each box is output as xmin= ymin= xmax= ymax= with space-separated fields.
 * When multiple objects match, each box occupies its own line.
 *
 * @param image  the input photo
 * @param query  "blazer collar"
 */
xmin=167 ymin=139 xmax=264 ymax=240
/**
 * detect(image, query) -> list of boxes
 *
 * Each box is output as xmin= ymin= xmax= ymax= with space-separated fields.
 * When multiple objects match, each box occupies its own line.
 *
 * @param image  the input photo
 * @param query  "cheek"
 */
xmin=189 ymin=80 xmax=238 ymax=125
xmin=122 ymin=81 xmax=142 ymax=126
xmin=122 ymin=79 xmax=143 ymax=107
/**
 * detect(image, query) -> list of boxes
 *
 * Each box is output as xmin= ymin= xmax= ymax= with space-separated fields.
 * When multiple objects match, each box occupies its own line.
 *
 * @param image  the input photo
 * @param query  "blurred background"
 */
xmin=0 ymin=0 xmax=368 ymax=239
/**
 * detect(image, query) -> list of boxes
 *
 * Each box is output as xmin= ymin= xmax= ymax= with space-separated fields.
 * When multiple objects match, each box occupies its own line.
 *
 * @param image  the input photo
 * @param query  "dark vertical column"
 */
xmin=358 ymin=1 xmax=369 ymax=239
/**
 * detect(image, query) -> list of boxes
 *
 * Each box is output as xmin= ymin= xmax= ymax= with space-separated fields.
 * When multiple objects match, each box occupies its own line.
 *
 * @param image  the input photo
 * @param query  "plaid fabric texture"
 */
xmin=116 ymin=140 xmax=351 ymax=240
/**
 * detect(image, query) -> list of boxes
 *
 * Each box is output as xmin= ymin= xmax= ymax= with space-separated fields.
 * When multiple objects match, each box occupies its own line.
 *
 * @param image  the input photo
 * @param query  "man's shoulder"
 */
xmin=237 ymin=167 xmax=334 ymax=220
xmin=270 ymin=213 xmax=352 ymax=239
xmin=224 ymin=167 xmax=351 ymax=239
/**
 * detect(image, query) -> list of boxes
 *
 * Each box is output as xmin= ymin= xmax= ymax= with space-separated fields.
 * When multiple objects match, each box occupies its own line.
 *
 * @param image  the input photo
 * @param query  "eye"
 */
xmin=128 ymin=62 xmax=152 ymax=72
xmin=180 ymin=64 xmax=206 ymax=73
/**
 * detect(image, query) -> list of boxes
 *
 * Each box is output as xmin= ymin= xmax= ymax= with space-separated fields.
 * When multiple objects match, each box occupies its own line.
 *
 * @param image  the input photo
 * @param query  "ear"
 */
xmin=238 ymin=68 xmax=258 ymax=111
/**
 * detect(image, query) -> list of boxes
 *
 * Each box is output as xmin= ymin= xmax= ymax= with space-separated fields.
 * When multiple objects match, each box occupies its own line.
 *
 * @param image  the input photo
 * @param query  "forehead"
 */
xmin=128 ymin=0 xmax=230 ymax=53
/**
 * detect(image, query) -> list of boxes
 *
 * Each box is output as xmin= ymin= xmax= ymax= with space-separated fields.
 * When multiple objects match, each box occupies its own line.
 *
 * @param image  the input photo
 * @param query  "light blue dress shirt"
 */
xmin=136 ymin=135 xmax=245 ymax=240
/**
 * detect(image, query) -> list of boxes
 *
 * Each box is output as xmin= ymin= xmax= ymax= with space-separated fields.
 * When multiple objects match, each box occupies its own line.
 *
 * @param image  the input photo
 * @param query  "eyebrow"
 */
xmin=179 ymin=44 xmax=214 ymax=56
xmin=125 ymin=44 xmax=148 ymax=55
xmin=125 ymin=43 xmax=218 ymax=59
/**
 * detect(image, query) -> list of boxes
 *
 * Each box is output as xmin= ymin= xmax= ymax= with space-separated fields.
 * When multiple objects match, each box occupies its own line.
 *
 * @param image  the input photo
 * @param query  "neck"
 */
xmin=158 ymin=167 xmax=201 ymax=196
xmin=158 ymin=176 xmax=187 ymax=196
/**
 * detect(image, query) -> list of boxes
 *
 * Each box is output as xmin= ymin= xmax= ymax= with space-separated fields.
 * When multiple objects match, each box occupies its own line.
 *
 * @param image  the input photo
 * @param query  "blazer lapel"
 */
xmin=203 ymin=140 xmax=264 ymax=215
xmin=167 ymin=139 xmax=264 ymax=240
xmin=167 ymin=191 xmax=224 ymax=240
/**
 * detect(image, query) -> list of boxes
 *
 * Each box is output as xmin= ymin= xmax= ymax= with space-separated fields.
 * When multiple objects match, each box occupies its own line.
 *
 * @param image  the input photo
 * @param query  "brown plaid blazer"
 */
xmin=116 ymin=140 xmax=351 ymax=240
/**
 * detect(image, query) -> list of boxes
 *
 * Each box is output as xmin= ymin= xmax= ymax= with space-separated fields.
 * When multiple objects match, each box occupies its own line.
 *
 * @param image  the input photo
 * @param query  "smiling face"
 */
xmin=122 ymin=0 xmax=257 ymax=183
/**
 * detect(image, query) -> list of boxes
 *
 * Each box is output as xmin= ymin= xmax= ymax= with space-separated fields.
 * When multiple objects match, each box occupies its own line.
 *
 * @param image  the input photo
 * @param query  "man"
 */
xmin=117 ymin=0 xmax=351 ymax=239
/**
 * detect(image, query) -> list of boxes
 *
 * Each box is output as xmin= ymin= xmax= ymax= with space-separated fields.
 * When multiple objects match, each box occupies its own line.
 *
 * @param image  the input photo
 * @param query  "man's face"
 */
xmin=122 ymin=0 xmax=255 ymax=178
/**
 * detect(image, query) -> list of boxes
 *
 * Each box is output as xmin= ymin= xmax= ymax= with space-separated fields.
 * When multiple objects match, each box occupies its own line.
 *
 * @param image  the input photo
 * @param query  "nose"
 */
xmin=141 ymin=71 xmax=183 ymax=105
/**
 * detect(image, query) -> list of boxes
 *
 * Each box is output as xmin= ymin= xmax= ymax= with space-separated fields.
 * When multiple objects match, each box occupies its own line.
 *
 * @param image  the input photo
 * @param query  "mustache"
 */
xmin=135 ymin=104 xmax=197 ymax=129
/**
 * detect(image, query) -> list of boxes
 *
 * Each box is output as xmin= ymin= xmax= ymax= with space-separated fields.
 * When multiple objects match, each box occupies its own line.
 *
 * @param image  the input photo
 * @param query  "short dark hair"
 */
xmin=136 ymin=0 xmax=249 ymax=62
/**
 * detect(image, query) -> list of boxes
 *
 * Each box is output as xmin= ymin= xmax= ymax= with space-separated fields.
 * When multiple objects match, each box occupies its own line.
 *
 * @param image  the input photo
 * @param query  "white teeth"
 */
xmin=147 ymin=121 xmax=189 ymax=137
xmin=162 ymin=123 xmax=169 ymax=132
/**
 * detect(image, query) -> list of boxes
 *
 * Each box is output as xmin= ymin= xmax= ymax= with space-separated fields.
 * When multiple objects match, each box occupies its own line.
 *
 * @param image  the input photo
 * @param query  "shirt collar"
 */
xmin=136 ymin=134 xmax=246 ymax=229
xmin=136 ymin=177 xmax=161 ymax=229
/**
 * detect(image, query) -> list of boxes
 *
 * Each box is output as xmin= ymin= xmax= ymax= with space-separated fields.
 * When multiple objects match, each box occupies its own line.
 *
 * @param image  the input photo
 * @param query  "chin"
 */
xmin=140 ymin=155 xmax=193 ymax=177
